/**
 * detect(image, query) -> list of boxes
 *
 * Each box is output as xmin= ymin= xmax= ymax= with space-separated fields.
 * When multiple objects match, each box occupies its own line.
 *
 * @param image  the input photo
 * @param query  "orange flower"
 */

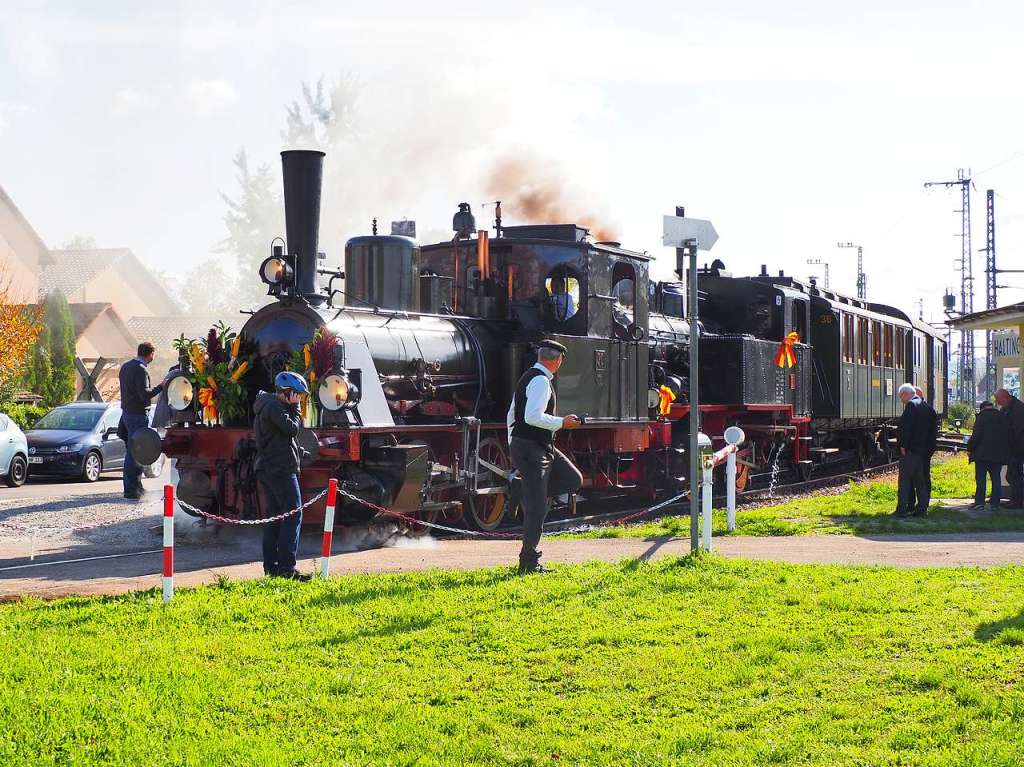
xmin=207 ymin=376 xmax=217 ymax=390
xmin=230 ymin=361 xmax=249 ymax=382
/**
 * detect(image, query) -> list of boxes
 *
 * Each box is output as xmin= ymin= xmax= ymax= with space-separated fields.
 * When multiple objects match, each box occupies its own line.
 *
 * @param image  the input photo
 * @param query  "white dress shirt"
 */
xmin=506 ymin=363 xmax=563 ymax=444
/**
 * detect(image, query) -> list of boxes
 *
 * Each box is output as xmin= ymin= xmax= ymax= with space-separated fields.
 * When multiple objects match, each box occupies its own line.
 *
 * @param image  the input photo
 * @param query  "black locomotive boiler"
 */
xmin=158 ymin=149 xmax=947 ymax=530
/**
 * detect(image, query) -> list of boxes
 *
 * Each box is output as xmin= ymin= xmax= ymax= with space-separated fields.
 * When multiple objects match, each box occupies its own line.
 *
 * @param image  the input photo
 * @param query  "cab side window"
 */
xmin=544 ymin=268 xmax=580 ymax=324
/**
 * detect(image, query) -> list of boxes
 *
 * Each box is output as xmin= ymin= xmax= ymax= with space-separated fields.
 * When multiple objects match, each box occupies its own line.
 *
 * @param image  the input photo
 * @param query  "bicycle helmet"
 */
xmin=274 ymin=371 xmax=310 ymax=395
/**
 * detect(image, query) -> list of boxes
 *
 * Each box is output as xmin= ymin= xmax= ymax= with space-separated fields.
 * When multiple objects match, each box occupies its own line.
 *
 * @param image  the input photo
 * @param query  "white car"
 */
xmin=0 ymin=413 xmax=29 ymax=487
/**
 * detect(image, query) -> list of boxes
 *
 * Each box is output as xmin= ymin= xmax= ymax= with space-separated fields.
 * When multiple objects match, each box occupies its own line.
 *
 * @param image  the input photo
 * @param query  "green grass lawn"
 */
xmin=3 ymin=559 xmax=1024 ymax=765
xmin=582 ymin=454 xmax=1024 ymax=539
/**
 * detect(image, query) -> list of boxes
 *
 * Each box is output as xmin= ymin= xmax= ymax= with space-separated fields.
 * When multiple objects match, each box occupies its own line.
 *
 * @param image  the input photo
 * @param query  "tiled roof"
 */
xmin=40 ymin=248 xmax=181 ymax=314
xmin=67 ymin=302 xmax=114 ymax=338
xmin=126 ymin=316 xmax=225 ymax=359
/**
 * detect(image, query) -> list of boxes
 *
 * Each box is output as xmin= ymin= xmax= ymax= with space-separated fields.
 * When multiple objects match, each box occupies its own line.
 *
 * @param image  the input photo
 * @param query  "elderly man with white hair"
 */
xmin=894 ymin=382 xmax=931 ymax=516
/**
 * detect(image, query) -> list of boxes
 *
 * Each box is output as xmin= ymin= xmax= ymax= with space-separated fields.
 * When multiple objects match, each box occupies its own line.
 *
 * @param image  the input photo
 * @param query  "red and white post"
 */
xmin=163 ymin=484 xmax=174 ymax=603
xmin=320 ymin=478 xmax=338 ymax=578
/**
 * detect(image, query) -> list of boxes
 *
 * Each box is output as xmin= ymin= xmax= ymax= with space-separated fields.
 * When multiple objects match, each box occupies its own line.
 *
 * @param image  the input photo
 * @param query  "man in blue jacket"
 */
xmin=254 ymin=371 xmax=310 ymax=580
xmin=118 ymin=342 xmax=166 ymax=500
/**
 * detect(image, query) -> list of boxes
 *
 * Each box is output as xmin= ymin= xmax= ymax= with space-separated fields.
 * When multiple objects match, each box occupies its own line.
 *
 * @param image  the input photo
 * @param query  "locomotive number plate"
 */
xmin=595 ymin=350 xmax=607 ymax=371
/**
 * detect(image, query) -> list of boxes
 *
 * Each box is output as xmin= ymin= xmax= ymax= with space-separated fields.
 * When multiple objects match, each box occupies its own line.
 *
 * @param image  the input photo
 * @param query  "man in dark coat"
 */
xmin=967 ymin=401 xmax=1010 ymax=510
xmin=894 ymin=383 xmax=930 ymax=516
xmin=117 ymin=341 xmax=166 ymax=499
xmin=254 ymin=371 xmax=309 ymax=580
xmin=995 ymin=388 xmax=1024 ymax=508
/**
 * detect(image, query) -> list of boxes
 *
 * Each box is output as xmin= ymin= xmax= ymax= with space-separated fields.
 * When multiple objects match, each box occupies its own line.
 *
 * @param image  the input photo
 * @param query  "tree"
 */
xmin=25 ymin=291 xmax=76 ymax=406
xmin=217 ymin=149 xmax=282 ymax=309
xmin=0 ymin=266 xmax=43 ymax=405
xmin=60 ymin=235 xmax=97 ymax=250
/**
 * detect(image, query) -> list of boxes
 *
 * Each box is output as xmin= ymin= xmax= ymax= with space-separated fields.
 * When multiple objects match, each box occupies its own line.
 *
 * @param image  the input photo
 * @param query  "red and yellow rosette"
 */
xmin=775 ymin=331 xmax=800 ymax=369
xmin=658 ymin=385 xmax=676 ymax=416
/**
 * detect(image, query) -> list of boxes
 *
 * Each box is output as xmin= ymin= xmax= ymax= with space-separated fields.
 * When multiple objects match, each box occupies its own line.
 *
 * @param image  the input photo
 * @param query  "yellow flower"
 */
xmin=230 ymin=361 xmax=249 ymax=382
xmin=191 ymin=342 xmax=205 ymax=374
xmin=207 ymin=376 xmax=217 ymax=390
xmin=230 ymin=335 xmax=241 ymax=358
xmin=303 ymin=344 xmax=311 ymax=368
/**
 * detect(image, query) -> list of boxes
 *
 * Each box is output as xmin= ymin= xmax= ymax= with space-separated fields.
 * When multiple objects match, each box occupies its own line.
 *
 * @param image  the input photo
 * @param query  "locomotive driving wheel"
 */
xmin=466 ymin=437 xmax=517 ymax=531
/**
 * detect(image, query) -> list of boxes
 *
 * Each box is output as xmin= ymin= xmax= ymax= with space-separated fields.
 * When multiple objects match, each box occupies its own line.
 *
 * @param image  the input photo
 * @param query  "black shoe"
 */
xmin=968 ymin=503 xmax=986 ymax=511
xmin=518 ymin=562 xmax=552 ymax=575
xmin=123 ymin=492 xmax=141 ymax=501
xmin=910 ymin=509 xmax=927 ymax=517
xmin=892 ymin=509 xmax=909 ymax=517
xmin=276 ymin=570 xmax=311 ymax=582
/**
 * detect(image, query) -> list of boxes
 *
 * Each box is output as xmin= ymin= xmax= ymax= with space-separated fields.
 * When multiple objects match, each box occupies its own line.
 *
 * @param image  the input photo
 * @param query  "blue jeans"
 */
xmin=259 ymin=473 xmax=303 ymax=575
xmin=121 ymin=412 xmax=150 ymax=496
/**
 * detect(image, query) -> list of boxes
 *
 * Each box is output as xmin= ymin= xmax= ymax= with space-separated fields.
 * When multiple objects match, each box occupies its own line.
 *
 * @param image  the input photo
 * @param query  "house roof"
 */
xmin=67 ymin=302 xmax=139 ymax=356
xmin=126 ymin=315 xmax=225 ymax=358
xmin=40 ymin=248 xmax=181 ymax=314
xmin=68 ymin=302 xmax=114 ymax=338
xmin=0 ymin=184 xmax=54 ymax=269
xmin=947 ymin=302 xmax=1024 ymax=331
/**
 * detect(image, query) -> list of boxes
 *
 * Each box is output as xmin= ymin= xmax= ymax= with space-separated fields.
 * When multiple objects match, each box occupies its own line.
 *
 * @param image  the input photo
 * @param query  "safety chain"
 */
xmin=175 ymin=488 xmax=328 ymax=526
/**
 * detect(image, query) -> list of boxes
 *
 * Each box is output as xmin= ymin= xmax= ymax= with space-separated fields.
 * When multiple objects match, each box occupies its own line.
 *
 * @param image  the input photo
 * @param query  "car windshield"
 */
xmin=33 ymin=408 xmax=104 ymax=431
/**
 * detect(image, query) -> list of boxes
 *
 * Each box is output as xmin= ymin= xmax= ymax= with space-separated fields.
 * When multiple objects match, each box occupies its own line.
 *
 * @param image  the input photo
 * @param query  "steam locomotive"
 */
xmin=154 ymin=150 xmax=948 ymax=530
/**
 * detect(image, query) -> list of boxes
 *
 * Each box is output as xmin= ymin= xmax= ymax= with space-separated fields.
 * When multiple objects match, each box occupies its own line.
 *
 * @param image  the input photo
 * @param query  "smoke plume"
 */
xmin=485 ymin=153 xmax=618 ymax=242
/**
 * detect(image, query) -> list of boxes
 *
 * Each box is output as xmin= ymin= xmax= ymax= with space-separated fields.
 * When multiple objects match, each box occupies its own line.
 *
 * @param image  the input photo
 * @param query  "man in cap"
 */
xmin=506 ymin=339 xmax=583 ymax=574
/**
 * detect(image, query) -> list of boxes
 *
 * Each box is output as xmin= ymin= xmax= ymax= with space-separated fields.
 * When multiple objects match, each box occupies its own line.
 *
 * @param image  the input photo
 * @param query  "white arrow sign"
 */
xmin=662 ymin=215 xmax=718 ymax=250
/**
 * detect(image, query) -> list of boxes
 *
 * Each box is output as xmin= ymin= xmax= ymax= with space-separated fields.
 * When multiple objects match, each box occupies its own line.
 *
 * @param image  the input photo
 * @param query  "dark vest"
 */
xmin=512 ymin=367 xmax=556 ymax=447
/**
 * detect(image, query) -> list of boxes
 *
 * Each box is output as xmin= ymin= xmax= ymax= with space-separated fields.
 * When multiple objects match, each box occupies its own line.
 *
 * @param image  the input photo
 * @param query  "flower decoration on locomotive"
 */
xmin=284 ymin=328 xmax=360 ymax=425
xmin=168 ymin=322 xmax=253 ymax=425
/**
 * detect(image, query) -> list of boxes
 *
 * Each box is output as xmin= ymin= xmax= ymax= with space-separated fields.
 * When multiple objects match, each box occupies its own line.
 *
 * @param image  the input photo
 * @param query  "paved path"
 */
xmin=3 ymin=530 xmax=1024 ymax=601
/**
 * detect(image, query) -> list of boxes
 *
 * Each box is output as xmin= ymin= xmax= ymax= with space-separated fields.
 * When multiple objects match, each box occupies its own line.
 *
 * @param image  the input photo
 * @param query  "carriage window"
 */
xmin=843 ymin=314 xmax=854 ymax=362
xmin=895 ymin=328 xmax=904 ymax=366
xmin=857 ymin=317 xmax=868 ymax=364
xmin=871 ymin=321 xmax=882 ymax=366
xmin=883 ymin=325 xmax=894 ymax=367
xmin=544 ymin=269 xmax=580 ymax=322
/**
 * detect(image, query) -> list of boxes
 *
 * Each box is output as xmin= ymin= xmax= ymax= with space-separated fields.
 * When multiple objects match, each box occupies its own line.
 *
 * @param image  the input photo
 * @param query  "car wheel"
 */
xmin=5 ymin=455 xmax=27 ymax=487
xmin=81 ymin=451 xmax=102 ymax=483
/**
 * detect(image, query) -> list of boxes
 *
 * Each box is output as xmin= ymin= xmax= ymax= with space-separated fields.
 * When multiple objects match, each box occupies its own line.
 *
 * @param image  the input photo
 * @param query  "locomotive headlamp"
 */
xmin=259 ymin=256 xmax=294 ymax=286
xmin=318 ymin=373 xmax=361 ymax=411
xmin=167 ymin=373 xmax=195 ymax=412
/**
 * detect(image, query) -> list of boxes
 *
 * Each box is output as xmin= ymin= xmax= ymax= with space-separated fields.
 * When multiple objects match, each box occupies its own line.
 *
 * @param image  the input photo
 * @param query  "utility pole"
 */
xmin=984 ymin=189 xmax=997 ymax=398
xmin=806 ymin=258 xmax=830 ymax=289
xmin=836 ymin=242 xmax=865 ymax=299
xmin=925 ymin=169 xmax=974 ymax=403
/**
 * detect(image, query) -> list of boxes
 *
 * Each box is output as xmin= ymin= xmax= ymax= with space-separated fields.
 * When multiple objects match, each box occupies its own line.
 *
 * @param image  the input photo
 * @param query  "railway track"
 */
xmin=458 ymin=458 xmax=907 ymax=537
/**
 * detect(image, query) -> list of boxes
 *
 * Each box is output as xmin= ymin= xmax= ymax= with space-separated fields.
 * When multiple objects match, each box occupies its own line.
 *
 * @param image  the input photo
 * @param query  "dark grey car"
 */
xmin=25 ymin=402 xmax=126 ymax=482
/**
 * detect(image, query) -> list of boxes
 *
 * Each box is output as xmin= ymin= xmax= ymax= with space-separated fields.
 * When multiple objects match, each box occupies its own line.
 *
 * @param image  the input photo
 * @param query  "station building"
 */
xmin=949 ymin=302 xmax=1023 ymax=398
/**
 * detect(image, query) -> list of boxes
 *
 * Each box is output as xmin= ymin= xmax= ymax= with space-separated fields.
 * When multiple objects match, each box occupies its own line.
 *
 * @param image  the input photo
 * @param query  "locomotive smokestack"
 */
xmin=281 ymin=149 xmax=326 ymax=304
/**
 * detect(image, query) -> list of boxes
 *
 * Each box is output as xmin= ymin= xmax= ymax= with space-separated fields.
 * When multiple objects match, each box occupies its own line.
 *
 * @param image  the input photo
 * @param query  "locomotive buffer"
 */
xmin=663 ymin=211 xmax=719 ymax=553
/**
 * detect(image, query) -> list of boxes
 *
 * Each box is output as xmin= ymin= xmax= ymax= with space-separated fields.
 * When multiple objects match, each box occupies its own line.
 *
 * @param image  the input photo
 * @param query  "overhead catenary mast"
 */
xmin=836 ymin=242 xmax=865 ymax=299
xmin=924 ymin=169 xmax=974 ymax=403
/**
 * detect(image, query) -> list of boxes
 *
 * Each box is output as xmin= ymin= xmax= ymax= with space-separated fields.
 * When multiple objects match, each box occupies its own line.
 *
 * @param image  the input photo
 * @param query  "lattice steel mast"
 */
xmin=924 ymin=169 xmax=974 ymax=403
xmin=984 ymin=189 xmax=996 ymax=397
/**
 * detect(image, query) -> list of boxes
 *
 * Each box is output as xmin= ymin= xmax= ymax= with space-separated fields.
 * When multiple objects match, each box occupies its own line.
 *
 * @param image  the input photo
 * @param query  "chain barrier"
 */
xmin=174 ymin=488 xmax=328 ymax=526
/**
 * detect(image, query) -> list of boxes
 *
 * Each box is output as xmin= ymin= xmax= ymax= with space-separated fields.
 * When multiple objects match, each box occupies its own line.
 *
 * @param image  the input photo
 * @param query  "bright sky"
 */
xmin=3 ymin=0 xmax=1024 ymax=328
